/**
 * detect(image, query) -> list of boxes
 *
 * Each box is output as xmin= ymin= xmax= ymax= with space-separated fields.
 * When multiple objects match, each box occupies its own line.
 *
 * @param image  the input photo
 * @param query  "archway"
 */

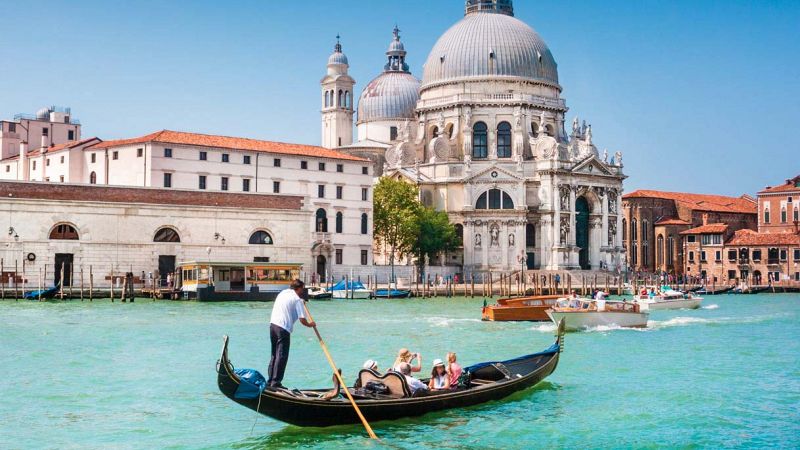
xmin=575 ymin=197 xmax=591 ymax=270
xmin=316 ymin=255 xmax=327 ymax=281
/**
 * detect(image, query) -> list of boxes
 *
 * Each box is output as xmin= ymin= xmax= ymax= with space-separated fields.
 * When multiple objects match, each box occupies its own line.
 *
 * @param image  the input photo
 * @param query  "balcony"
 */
xmin=312 ymin=232 xmax=331 ymax=244
xmin=416 ymin=93 xmax=567 ymax=111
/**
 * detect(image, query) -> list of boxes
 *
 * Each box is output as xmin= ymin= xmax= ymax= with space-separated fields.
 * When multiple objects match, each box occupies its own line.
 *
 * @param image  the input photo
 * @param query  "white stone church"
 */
xmin=324 ymin=0 xmax=627 ymax=272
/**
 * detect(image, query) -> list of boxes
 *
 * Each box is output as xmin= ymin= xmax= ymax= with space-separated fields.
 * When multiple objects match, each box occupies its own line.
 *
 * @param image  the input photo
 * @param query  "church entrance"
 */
xmin=576 ymin=197 xmax=591 ymax=270
xmin=316 ymin=255 xmax=327 ymax=283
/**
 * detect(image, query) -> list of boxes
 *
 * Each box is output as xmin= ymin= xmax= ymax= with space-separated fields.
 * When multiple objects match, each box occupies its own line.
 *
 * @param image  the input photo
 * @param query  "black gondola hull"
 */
xmin=217 ymin=333 xmax=562 ymax=427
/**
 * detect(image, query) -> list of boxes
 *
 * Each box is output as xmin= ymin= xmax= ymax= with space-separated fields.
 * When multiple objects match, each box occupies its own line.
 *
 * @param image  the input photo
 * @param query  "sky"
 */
xmin=1 ymin=0 xmax=798 ymax=196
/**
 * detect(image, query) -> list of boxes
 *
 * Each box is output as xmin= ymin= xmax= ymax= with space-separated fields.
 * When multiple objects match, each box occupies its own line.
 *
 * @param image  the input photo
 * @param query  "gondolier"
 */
xmin=268 ymin=279 xmax=315 ymax=389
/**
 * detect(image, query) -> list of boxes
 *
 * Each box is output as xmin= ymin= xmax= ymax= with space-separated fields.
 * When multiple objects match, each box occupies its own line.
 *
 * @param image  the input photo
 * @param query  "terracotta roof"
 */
xmin=727 ymin=229 xmax=800 ymax=246
xmin=680 ymin=223 xmax=729 ymax=235
xmin=654 ymin=218 xmax=691 ymax=226
xmin=758 ymin=175 xmax=800 ymax=194
xmin=623 ymin=190 xmax=757 ymax=214
xmin=0 ymin=181 xmax=304 ymax=210
xmin=90 ymin=130 xmax=369 ymax=162
xmin=28 ymin=137 xmax=101 ymax=157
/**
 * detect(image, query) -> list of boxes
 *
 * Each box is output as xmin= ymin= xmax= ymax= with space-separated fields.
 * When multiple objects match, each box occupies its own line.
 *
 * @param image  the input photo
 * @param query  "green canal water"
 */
xmin=1 ymin=294 xmax=798 ymax=449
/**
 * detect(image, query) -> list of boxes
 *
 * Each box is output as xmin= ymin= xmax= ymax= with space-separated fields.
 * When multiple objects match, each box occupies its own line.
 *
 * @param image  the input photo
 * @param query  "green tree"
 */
xmin=412 ymin=207 xmax=459 ymax=271
xmin=373 ymin=177 xmax=420 ymax=283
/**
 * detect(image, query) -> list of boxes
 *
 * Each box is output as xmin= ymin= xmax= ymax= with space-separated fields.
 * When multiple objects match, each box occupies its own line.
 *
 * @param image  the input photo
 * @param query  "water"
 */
xmin=1 ymin=294 xmax=798 ymax=449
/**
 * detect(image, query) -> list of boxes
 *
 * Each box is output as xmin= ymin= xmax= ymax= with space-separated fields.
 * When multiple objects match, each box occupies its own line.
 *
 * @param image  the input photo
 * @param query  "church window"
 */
xmin=361 ymin=213 xmax=369 ymax=234
xmin=497 ymin=122 xmax=512 ymax=158
xmin=631 ymin=219 xmax=637 ymax=242
xmin=431 ymin=126 xmax=439 ymax=138
xmin=154 ymin=227 xmax=180 ymax=243
xmin=90 ymin=171 xmax=97 ymax=184
xmin=526 ymin=223 xmax=535 ymax=247
xmin=324 ymin=91 xmax=330 ymax=107
xmin=622 ymin=218 xmax=627 ymax=243
xmin=338 ymin=90 xmax=343 ymax=107
xmin=249 ymin=230 xmax=273 ymax=245
xmin=781 ymin=208 xmax=787 ymax=223
xmin=455 ymin=224 xmax=464 ymax=246
xmin=345 ymin=91 xmax=351 ymax=108
xmin=335 ymin=212 xmax=343 ymax=233
xmin=545 ymin=124 xmax=554 ymax=136
xmin=472 ymin=122 xmax=488 ymax=158
xmin=315 ymin=209 xmax=328 ymax=232
xmin=642 ymin=220 xmax=648 ymax=243
xmin=475 ymin=189 xmax=514 ymax=210
xmin=531 ymin=122 xmax=539 ymax=138
xmin=390 ymin=127 xmax=398 ymax=141
xmin=50 ymin=223 xmax=79 ymax=240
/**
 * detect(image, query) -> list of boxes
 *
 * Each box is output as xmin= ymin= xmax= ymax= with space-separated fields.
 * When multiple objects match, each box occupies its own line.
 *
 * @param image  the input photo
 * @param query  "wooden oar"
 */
xmin=301 ymin=303 xmax=378 ymax=440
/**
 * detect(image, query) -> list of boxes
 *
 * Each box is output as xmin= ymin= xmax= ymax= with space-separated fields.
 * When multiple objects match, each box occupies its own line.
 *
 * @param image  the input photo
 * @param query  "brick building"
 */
xmin=622 ymin=190 xmax=757 ymax=275
xmin=678 ymin=175 xmax=800 ymax=285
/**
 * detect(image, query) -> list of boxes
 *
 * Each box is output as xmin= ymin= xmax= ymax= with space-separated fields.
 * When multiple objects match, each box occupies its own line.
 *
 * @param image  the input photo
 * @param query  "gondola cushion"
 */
xmin=233 ymin=369 xmax=267 ymax=399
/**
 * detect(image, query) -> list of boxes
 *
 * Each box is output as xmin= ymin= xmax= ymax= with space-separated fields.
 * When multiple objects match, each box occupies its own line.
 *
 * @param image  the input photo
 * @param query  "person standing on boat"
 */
xmin=268 ymin=279 xmax=315 ymax=389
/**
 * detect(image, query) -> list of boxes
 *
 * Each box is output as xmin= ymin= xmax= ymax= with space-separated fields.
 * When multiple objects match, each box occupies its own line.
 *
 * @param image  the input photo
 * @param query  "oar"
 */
xmin=301 ymin=303 xmax=378 ymax=440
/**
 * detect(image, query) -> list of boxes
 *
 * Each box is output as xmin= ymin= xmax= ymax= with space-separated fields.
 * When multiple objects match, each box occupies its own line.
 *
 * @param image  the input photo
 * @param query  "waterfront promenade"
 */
xmin=1 ymin=294 xmax=797 ymax=448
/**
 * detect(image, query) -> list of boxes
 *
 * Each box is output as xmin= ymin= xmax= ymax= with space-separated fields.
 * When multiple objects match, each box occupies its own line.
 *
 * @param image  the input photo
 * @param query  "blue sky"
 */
xmin=1 ymin=0 xmax=798 ymax=195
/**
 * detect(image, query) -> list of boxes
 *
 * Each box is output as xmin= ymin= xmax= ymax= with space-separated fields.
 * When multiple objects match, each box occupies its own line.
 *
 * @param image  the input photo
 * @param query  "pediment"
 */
xmin=465 ymin=164 xmax=524 ymax=184
xmin=571 ymin=156 xmax=614 ymax=176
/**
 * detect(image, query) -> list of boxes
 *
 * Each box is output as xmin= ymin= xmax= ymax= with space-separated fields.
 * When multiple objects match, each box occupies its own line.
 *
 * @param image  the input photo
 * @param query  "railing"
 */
xmin=417 ymin=93 xmax=566 ymax=110
xmin=313 ymin=232 xmax=331 ymax=243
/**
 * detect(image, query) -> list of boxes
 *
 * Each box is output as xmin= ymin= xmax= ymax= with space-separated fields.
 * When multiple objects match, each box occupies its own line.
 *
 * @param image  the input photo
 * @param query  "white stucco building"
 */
xmin=333 ymin=0 xmax=627 ymax=272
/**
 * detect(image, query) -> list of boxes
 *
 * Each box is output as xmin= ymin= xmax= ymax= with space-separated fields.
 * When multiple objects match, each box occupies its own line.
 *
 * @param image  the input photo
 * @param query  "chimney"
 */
xmin=17 ymin=142 xmax=28 ymax=181
xmin=40 ymin=134 xmax=47 ymax=150
xmin=702 ymin=213 xmax=708 ymax=226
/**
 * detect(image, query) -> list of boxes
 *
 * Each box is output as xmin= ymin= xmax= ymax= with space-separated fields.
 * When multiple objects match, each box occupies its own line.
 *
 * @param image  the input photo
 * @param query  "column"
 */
xmin=501 ymin=221 xmax=509 ymax=269
xmin=553 ymin=182 xmax=561 ymax=247
xmin=482 ymin=223 xmax=489 ymax=269
xmin=569 ymin=185 xmax=577 ymax=247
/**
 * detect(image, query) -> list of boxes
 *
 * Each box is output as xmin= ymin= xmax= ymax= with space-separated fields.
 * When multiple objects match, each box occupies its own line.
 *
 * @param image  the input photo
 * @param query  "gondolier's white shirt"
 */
xmin=270 ymin=289 xmax=306 ymax=333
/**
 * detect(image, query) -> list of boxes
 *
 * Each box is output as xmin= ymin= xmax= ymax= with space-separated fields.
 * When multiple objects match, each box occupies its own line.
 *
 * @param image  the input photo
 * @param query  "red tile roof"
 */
xmin=0 ymin=181 xmax=304 ymax=210
xmin=90 ymin=130 xmax=369 ymax=162
xmin=680 ymin=223 xmax=729 ymax=235
xmin=727 ymin=229 xmax=800 ymax=246
xmin=758 ymin=175 xmax=800 ymax=194
xmin=28 ymin=137 xmax=101 ymax=157
xmin=654 ymin=218 xmax=691 ymax=226
xmin=623 ymin=190 xmax=757 ymax=214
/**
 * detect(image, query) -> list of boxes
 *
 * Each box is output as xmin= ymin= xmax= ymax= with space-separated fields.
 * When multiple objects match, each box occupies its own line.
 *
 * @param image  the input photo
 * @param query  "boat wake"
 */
xmin=530 ymin=323 xmax=557 ymax=333
xmin=427 ymin=317 xmax=482 ymax=327
xmin=649 ymin=316 xmax=710 ymax=329
xmin=702 ymin=304 xmax=719 ymax=310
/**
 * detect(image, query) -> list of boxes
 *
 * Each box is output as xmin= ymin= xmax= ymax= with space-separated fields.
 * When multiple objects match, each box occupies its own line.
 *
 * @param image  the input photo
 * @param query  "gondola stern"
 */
xmin=555 ymin=319 xmax=566 ymax=353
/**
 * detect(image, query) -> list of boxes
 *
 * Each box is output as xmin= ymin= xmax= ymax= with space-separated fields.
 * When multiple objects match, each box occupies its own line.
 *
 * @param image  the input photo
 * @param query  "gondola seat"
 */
xmin=355 ymin=369 xmax=411 ymax=398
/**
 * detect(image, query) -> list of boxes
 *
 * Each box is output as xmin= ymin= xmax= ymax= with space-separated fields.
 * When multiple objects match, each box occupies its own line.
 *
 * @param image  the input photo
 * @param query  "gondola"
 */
xmin=216 ymin=320 xmax=565 ymax=427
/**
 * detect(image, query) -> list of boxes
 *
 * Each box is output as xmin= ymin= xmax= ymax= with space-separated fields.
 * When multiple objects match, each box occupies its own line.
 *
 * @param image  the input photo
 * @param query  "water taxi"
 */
xmin=177 ymin=261 xmax=302 ymax=301
xmin=546 ymin=298 xmax=649 ymax=331
xmin=633 ymin=287 xmax=702 ymax=310
xmin=481 ymin=295 xmax=562 ymax=321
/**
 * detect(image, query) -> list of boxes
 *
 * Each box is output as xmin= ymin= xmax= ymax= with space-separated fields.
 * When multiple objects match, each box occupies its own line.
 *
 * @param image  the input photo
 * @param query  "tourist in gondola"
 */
xmin=446 ymin=352 xmax=462 ymax=388
xmin=428 ymin=359 xmax=450 ymax=390
xmin=267 ymin=279 xmax=315 ymax=389
xmin=362 ymin=359 xmax=380 ymax=373
xmin=398 ymin=362 xmax=428 ymax=395
xmin=392 ymin=348 xmax=422 ymax=373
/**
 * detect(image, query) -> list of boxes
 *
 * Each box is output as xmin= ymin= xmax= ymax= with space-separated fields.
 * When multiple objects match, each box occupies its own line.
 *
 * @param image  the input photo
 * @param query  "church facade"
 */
xmin=324 ymin=0 xmax=626 ymax=272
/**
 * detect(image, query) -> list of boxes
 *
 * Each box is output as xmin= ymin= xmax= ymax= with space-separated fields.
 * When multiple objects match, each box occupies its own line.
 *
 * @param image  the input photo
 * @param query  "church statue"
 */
xmin=538 ymin=111 xmax=546 ymax=132
xmin=585 ymin=124 xmax=593 ymax=145
xmin=559 ymin=217 xmax=570 ymax=245
xmin=463 ymin=154 xmax=471 ymax=171
xmin=508 ymin=233 xmax=515 ymax=247
xmin=489 ymin=225 xmax=500 ymax=247
xmin=602 ymin=148 xmax=608 ymax=163
xmin=572 ymin=116 xmax=580 ymax=136
xmin=474 ymin=233 xmax=482 ymax=248
xmin=614 ymin=151 xmax=623 ymax=166
xmin=516 ymin=153 xmax=524 ymax=171
xmin=514 ymin=108 xmax=523 ymax=130
xmin=463 ymin=108 xmax=472 ymax=132
xmin=559 ymin=186 xmax=570 ymax=210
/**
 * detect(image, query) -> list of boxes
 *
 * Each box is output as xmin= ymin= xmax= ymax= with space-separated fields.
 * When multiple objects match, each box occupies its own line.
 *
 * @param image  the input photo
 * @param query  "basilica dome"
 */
xmin=421 ymin=0 xmax=558 ymax=89
xmin=357 ymin=27 xmax=421 ymax=124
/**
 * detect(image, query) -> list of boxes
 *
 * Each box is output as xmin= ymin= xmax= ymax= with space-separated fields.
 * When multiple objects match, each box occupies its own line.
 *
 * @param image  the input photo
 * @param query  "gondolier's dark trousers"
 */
xmin=268 ymin=324 xmax=291 ymax=386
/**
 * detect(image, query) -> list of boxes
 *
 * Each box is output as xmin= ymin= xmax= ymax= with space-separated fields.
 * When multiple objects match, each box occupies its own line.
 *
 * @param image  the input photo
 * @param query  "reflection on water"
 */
xmin=0 ymin=294 xmax=798 ymax=449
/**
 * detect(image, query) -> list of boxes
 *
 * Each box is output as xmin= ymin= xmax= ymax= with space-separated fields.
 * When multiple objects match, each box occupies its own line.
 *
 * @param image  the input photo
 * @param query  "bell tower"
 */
xmin=321 ymin=36 xmax=355 ymax=149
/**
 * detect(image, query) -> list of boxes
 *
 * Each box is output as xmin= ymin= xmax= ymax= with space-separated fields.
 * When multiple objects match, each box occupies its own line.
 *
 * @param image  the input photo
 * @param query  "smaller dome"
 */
xmin=357 ymin=72 xmax=420 ymax=123
xmin=388 ymin=39 xmax=405 ymax=53
xmin=328 ymin=52 xmax=348 ymax=66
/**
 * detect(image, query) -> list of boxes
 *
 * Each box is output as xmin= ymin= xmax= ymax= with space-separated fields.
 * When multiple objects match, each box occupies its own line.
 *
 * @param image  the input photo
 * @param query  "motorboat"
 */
xmin=481 ymin=295 xmax=562 ymax=321
xmin=374 ymin=288 xmax=412 ymax=299
xmin=633 ymin=287 xmax=702 ymax=310
xmin=329 ymin=279 xmax=372 ymax=299
xmin=307 ymin=287 xmax=332 ymax=300
xmin=546 ymin=297 xmax=649 ymax=331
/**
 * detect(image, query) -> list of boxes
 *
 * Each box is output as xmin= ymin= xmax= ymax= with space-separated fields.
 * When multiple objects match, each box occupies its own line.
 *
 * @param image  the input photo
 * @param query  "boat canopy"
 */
xmin=329 ymin=279 xmax=367 ymax=291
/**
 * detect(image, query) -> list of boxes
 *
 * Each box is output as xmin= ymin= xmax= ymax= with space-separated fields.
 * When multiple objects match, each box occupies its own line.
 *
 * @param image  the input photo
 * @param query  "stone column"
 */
xmin=482 ymin=222 xmax=489 ymax=269
xmin=569 ymin=185 xmax=577 ymax=246
xmin=463 ymin=222 xmax=473 ymax=270
xmin=501 ymin=221 xmax=509 ymax=269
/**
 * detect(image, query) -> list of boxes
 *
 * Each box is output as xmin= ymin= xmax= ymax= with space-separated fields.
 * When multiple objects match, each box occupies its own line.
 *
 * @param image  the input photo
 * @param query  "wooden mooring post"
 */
xmin=470 ymin=273 xmax=475 ymax=298
xmin=14 ymin=260 xmax=19 ymax=300
xmin=89 ymin=266 xmax=94 ymax=301
xmin=59 ymin=265 xmax=65 ymax=300
xmin=110 ymin=268 xmax=115 ymax=302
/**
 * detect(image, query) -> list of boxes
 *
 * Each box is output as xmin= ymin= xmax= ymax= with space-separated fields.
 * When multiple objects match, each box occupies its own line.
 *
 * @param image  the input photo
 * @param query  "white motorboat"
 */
xmin=634 ymin=287 xmax=702 ymax=310
xmin=328 ymin=279 xmax=373 ymax=299
xmin=546 ymin=298 xmax=649 ymax=331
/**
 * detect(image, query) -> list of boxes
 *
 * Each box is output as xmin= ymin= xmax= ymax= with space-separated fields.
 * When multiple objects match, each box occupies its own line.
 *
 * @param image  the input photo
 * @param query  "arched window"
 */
xmin=472 ymin=122 xmax=488 ymax=158
xmin=361 ymin=213 xmax=368 ymax=235
xmin=622 ymin=218 xmax=627 ymax=243
xmin=89 ymin=171 xmax=97 ymax=184
xmin=667 ymin=236 xmax=675 ymax=266
xmin=497 ymin=122 xmax=512 ymax=158
xmin=642 ymin=220 xmax=649 ymax=243
xmin=526 ymin=223 xmax=535 ymax=247
xmin=530 ymin=122 xmax=539 ymax=138
xmin=335 ymin=211 xmax=343 ymax=234
xmin=324 ymin=91 xmax=329 ymax=107
xmin=338 ymin=90 xmax=343 ymax=107
xmin=430 ymin=126 xmax=439 ymax=138
xmin=454 ymin=224 xmax=464 ymax=246
xmin=631 ymin=219 xmax=637 ymax=242
xmin=475 ymin=189 xmax=514 ymax=210
xmin=656 ymin=234 xmax=664 ymax=267
xmin=316 ymin=208 xmax=328 ymax=232
xmin=445 ymin=123 xmax=454 ymax=139
xmin=345 ymin=91 xmax=351 ymax=108
xmin=631 ymin=244 xmax=638 ymax=266
xmin=153 ymin=227 xmax=180 ymax=243
xmin=545 ymin=124 xmax=554 ymax=136
xmin=249 ymin=230 xmax=273 ymax=245
xmin=50 ymin=223 xmax=79 ymax=240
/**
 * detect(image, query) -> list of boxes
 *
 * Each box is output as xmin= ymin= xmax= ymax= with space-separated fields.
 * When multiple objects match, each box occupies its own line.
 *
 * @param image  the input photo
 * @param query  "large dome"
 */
xmin=421 ymin=6 xmax=558 ymax=89
xmin=357 ymin=72 xmax=420 ymax=123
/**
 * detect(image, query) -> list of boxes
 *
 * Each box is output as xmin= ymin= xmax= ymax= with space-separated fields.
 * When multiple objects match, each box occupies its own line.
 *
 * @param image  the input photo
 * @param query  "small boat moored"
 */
xmin=307 ymin=287 xmax=332 ymax=300
xmin=546 ymin=298 xmax=649 ymax=331
xmin=374 ymin=288 xmax=412 ymax=299
xmin=216 ymin=321 xmax=565 ymax=427
xmin=329 ymin=279 xmax=372 ymax=299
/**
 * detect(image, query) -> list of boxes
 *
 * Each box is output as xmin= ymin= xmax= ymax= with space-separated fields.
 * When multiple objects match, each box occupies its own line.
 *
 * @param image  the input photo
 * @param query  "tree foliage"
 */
xmin=412 ymin=207 xmax=459 ymax=268
xmin=373 ymin=177 xmax=420 ymax=265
